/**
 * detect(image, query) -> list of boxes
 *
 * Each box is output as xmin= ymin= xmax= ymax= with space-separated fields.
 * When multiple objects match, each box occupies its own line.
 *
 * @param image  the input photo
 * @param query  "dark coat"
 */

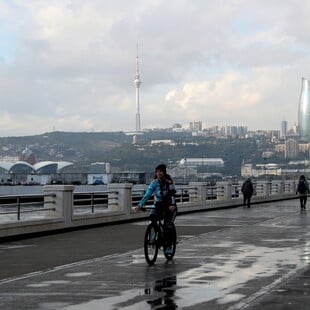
xmin=296 ymin=179 xmax=310 ymax=196
xmin=242 ymin=179 xmax=254 ymax=197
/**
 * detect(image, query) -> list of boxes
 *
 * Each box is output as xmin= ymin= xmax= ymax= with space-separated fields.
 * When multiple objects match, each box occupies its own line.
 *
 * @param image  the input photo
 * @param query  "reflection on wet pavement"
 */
xmin=63 ymin=208 xmax=309 ymax=309
xmin=145 ymin=276 xmax=178 ymax=309
xmin=0 ymin=200 xmax=309 ymax=309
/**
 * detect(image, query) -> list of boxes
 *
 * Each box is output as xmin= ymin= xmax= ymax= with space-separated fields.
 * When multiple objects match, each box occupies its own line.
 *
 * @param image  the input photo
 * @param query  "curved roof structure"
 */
xmin=0 ymin=161 xmax=14 ymax=172
xmin=0 ymin=160 xmax=73 ymax=174
xmin=33 ymin=161 xmax=58 ymax=174
xmin=0 ymin=161 xmax=36 ymax=174
xmin=10 ymin=161 xmax=35 ymax=174
xmin=33 ymin=161 xmax=73 ymax=174
xmin=56 ymin=161 xmax=73 ymax=172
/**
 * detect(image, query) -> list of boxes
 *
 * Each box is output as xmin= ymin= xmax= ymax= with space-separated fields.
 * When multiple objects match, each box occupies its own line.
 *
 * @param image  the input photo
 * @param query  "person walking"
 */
xmin=296 ymin=175 xmax=309 ymax=210
xmin=241 ymin=178 xmax=254 ymax=208
xmin=137 ymin=164 xmax=177 ymax=254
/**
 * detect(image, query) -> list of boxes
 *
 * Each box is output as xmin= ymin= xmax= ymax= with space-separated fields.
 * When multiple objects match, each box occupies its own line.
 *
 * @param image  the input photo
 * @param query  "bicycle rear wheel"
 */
xmin=144 ymin=223 xmax=159 ymax=265
xmin=163 ymin=223 xmax=177 ymax=260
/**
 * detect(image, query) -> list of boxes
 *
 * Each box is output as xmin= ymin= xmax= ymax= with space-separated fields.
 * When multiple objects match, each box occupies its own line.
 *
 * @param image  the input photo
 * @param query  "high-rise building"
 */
xmin=189 ymin=121 xmax=202 ymax=132
xmin=298 ymin=77 xmax=310 ymax=139
xmin=285 ymin=139 xmax=298 ymax=159
xmin=281 ymin=120 xmax=287 ymax=139
xmin=134 ymin=45 xmax=142 ymax=132
xmin=224 ymin=125 xmax=247 ymax=136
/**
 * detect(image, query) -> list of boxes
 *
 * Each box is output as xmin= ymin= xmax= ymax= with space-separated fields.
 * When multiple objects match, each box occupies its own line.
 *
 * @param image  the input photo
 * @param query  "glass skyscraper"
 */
xmin=298 ymin=77 xmax=310 ymax=139
xmin=281 ymin=120 xmax=287 ymax=139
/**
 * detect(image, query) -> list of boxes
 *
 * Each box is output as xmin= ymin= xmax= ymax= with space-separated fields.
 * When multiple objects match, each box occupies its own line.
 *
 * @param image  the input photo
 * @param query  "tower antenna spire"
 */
xmin=134 ymin=44 xmax=142 ymax=132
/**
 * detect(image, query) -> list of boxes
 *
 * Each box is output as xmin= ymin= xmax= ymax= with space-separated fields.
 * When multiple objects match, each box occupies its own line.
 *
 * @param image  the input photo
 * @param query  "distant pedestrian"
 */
xmin=241 ymin=178 xmax=254 ymax=208
xmin=296 ymin=175 xmax=309 ymax=210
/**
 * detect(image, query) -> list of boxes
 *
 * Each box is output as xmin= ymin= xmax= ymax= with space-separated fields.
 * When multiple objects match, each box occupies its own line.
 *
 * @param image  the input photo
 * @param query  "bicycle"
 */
xmin=141 ymin=206 xmax=177 ymax=265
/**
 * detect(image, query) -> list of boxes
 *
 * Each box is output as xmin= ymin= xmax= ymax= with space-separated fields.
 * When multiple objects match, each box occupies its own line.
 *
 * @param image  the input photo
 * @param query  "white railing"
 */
xmin=0 ymin=180 xmax=298 ymax=238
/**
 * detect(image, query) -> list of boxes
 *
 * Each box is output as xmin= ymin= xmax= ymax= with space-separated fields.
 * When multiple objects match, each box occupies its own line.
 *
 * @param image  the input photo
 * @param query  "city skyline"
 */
xmin=0 ymin=1 xmax=310 ymax=137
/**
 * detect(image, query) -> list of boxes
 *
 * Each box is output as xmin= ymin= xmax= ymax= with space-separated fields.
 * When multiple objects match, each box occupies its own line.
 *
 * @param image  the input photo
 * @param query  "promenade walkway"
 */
xmin=0 ymin=199 xmax=309 ymax=309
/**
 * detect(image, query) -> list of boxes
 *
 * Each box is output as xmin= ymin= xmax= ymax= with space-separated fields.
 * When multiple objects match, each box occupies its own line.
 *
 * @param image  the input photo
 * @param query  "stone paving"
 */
xmin=0 ymin=199 xmax=309 ymax=309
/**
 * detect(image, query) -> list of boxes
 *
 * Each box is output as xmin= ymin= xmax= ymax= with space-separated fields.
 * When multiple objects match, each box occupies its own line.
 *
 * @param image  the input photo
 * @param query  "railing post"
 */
xmin=216 ymin=181 xmax=232 ymax=201
xmin=266 ymin=182 xmax=271 ymax=198
xmin=259 ymin=181 xmax=266 ymax=197
xmin=224 ymin=182 xmax=232 ymax=201
xmin=188 ymin=182 xmax=207 ymax=205
xmin=291 ymin=181 xmax=297 ymax=194
xmin=280 ymin=180 xmax=285 ymax=194
xmin=43 ymin=185 xmax=74 ymax=225
xmin=108 ymin=183 xmax=133 ymax=214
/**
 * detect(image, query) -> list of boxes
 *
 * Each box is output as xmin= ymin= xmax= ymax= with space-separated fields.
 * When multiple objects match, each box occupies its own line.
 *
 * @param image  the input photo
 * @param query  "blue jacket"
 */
xmin=139 ymin=178 xmax=176 ymax=207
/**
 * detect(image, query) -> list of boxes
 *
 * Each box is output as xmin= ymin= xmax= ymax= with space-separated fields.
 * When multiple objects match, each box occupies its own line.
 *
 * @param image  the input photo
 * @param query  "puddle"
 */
xmin=217 ymin=293 xmax=246 ymax=304
xmin=27 ymin=283 xmax=51 ymax=287
xmin=40 ymin=302 xmax=70 ymax=309
xmin=27 ymin=280 xmax=71 ymax=287
xmin=60 ymin=240 xmax=308 ymax=309
xmin=65 ymin=272 xmax=92 ymax=277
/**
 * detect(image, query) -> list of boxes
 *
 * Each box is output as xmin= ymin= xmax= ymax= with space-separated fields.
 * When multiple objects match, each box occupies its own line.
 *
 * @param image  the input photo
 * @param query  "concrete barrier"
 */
xmin=0 ymin=180 xmax=298 ymax=239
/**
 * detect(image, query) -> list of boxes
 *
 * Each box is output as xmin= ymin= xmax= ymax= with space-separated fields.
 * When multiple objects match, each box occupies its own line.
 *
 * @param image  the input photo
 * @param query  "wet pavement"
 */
xmin=0 ymin=199 xmax=309 ymax=309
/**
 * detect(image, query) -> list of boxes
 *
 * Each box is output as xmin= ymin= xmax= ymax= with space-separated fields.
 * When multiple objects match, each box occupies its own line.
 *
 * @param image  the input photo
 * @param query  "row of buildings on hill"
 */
xmin=0 ymin=157 xmax=226 ymax=185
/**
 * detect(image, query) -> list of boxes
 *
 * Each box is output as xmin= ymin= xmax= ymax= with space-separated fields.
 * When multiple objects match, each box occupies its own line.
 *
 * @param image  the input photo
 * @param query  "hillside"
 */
xmin=0 ymin=131 xmax=131 ymax=163
xmin=0 ymin=130 xmax=279 ymax=177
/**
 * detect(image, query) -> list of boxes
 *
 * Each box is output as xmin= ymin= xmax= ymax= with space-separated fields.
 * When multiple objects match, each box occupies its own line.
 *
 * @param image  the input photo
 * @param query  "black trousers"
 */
xmin=150 ymin=202 xmax=177 ymax=224
xmin=150 ymin=203 xmax=177 ymax=245
xmin=243 ymin=195 xmax=252 ymax=207
xmin=299 ymin=195 xmax=307 ymax=209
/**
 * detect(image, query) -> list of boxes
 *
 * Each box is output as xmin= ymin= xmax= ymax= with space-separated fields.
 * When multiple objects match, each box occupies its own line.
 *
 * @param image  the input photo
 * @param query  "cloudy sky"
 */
xmin=1 ymin=0 xmax=310 ymax=136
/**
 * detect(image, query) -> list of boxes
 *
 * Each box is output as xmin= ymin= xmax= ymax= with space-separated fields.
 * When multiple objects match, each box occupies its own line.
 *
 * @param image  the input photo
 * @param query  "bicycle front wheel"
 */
xmin=144 ymin=223 xmax=159 ymax=265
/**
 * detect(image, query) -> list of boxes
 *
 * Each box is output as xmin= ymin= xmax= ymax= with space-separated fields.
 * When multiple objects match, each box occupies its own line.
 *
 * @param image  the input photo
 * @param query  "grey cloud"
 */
xmin=0 ymin=0 xmax=310 ymax=135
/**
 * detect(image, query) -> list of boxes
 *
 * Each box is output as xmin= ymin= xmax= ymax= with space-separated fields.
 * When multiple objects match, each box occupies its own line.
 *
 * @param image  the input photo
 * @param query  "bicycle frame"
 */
xmin=142 ymin=206 xmax=176 ymax=265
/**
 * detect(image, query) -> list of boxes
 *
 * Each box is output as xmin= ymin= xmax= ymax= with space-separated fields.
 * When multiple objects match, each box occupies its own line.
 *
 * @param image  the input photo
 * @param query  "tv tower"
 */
xmin=134 ymin=45 xmax=142 ymax=132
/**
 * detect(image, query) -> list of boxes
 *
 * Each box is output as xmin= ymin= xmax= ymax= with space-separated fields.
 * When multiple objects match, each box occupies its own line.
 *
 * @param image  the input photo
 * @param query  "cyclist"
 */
xmin=137 ymin=164 xmax=177 ymax=254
